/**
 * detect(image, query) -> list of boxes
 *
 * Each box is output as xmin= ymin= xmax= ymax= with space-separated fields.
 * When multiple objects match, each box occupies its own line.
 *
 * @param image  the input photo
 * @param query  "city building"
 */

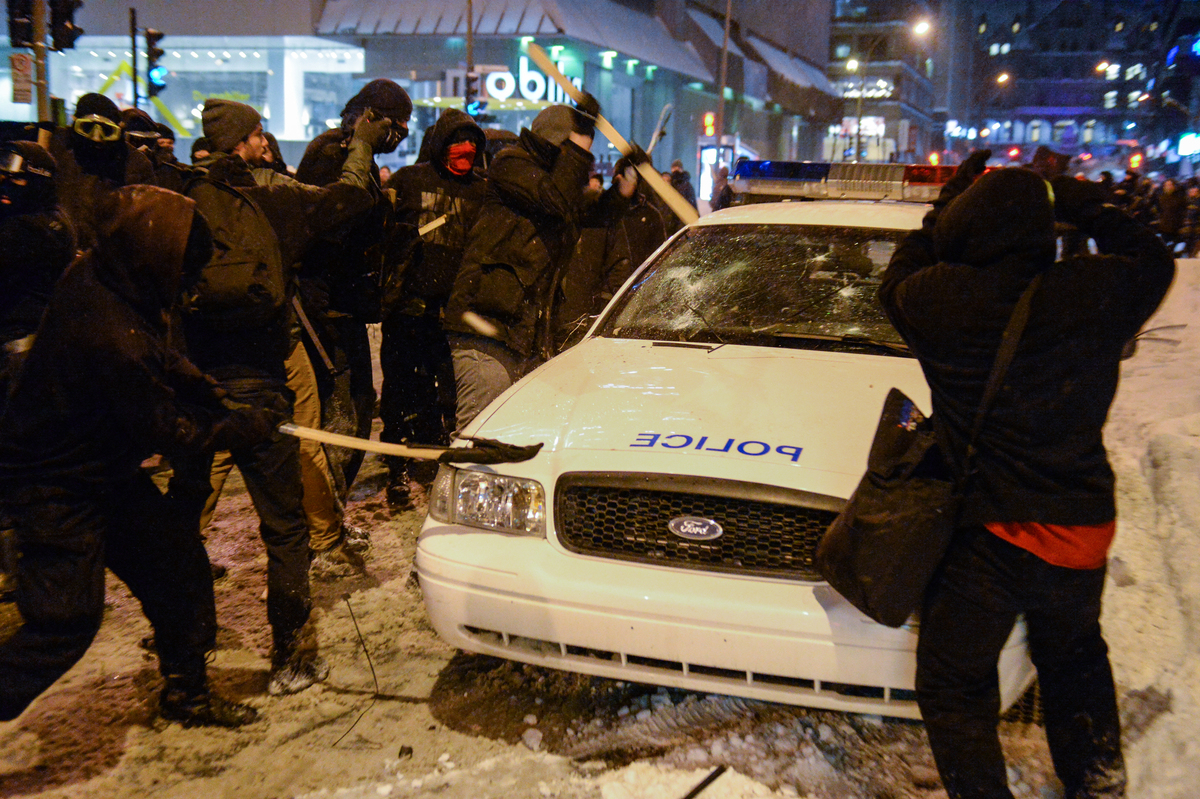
xmin=2 ymin=0 xmax=841 ymax=185
xmin=825 ymin=0 xmax=938 ymax=163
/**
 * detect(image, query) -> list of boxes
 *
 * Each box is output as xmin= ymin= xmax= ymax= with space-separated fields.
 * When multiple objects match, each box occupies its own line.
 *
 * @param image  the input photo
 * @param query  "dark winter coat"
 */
xmin=669 ymin=169 xmax=698 ymax=210
xmin=181 ymin=151 xmax=374 ymax=379
xmin=0 ymin=208 xmax=75 ymax=348
xmin=47 ymin=127 xmax=155 ymax=255
xmin=553 ymin=191 xmax=666 ymax=349
xmin=383 ymin=109 xmax=487 ymax=313
xmin=0 ymin=186 xmax=248 ymax=491
xmin=294 ymin=128 xmax=389 ymax=322
xmin=1154 ymin=185 xmax=1187 ymax=238
xmin=879 ymin=170 xmax=1174 ymax=527
xmin=443 ymin=129 xmax=594 ymax=360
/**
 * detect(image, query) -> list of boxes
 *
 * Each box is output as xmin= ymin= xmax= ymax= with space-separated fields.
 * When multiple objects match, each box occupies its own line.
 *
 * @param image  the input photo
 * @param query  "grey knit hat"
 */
xmin=530 ymin=105 xmax=575 ymax=147
xmin=201 ymin=99 xmax=262 ymax=153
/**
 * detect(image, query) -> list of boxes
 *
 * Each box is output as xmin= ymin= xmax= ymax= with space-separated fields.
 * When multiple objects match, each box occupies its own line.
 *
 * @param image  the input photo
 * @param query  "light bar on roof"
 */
xmin=730 ymin=160 xmax=955 ymax=203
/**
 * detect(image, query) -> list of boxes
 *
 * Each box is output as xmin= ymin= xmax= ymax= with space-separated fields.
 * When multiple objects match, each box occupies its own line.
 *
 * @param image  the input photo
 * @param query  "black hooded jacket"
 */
xmin=47 ymin=127 xmax=155 ymax=255
xmin=879 ymin=168 xmax=1174 ymax=526
xmin=0 ymin=187 xmax=251 ymax=491
xmin=443 ymin=129 xmax=595 ymax=359
xmin=181 ymin=152 xmax=374 ymax=379
xmin=383 ymin=108 xmax=487 ymax=312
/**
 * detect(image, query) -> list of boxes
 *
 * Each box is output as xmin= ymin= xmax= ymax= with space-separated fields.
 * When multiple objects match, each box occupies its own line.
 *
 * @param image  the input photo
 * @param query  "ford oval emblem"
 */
xmin=668 ymin=516 xmax=724 ymax=541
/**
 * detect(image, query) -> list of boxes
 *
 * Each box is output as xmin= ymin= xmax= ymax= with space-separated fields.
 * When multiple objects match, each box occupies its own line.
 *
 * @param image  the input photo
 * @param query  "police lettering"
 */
xmin=630 ymin=433 xmax=803 ymax=462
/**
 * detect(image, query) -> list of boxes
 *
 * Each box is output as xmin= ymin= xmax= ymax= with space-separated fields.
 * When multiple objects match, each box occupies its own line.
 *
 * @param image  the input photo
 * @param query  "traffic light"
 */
xmin=145 ymin=28 xmax=167 ymax=97
xmin=464 ymin=71 xmax=480 ymax=114
xmin=49 ymin=0 xmax=83 ymax=51
xmin=7 ymin=0 xmax=33 ymax=48
xmin=1129 ymin=152 xmax=1143 ymax=170
xmin=703 ymin=111 xmax=715 ymax=137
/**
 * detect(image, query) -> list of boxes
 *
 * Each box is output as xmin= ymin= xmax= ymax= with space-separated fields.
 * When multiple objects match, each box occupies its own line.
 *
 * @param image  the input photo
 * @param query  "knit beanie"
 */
xmin=201 ymin=99 xmax=262 ymax=153
xmin=530 ymin=105 xmax=575 ymax=147
xmin=154 ymin=122 xmax=175 ymax=141
xmin=934 ymin=167 xmax=1056 ymax=269
xmin=121 ymin=107 xmax=157 ymax=133
xmin=74 ymin=92 xmax=121 ymax=124
xmin=341 ymin=78 xmax=412 ymax=121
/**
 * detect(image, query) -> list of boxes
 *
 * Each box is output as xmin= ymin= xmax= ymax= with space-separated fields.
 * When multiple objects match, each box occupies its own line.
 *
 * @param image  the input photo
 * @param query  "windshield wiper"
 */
xmin=767 ymin=331 xmax=910 ymax=354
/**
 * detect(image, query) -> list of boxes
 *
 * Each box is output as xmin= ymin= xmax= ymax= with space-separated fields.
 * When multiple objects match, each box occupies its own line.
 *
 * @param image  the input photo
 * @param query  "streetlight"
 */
xmin=849 ymin=19 xmax=931 ymax=162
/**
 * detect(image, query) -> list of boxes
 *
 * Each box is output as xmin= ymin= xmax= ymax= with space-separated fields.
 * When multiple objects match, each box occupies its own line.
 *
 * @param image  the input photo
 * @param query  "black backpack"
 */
xmin=181 ymin=175 xmax=286 ymax=331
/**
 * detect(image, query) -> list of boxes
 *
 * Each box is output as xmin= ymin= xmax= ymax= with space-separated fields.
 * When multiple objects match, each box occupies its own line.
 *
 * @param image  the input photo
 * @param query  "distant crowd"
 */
xmin=1088 ymin=168 xmax=1200 ymax=256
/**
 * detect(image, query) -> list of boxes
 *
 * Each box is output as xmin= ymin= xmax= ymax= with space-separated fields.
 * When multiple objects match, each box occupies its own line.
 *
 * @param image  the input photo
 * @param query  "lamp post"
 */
xmin=848 ymin=19 xmax=930 ymax=162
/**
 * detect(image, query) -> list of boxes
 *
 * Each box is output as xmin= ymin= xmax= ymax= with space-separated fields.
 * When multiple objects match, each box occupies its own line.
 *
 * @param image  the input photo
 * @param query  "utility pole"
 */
xmin=130 ymin=8 xmax=138 ymax=109
xmin=714 ymin=0 xmax=733 ymax=168
xmin=32 ymin=0 xmax=49 ymax=140
xmin=464 ymin=0 xmax=474 ymax=113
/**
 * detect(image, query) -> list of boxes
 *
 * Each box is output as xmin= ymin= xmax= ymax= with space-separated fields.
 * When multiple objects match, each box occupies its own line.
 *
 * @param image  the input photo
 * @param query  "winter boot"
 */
xmin=160 ymin=675 xmax=257 ymax=728
xmin=309 ymin=539 xmax=366 ymax=582
xmin=342 ymin=524 xmax=370 ymax=553
xmin=268 ymin=622 xmax=329 ymax=696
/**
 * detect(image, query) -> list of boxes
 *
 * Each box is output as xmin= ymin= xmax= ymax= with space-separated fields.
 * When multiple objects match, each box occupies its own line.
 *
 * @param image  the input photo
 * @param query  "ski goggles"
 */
xmin=0 ymin=149 xmax=51 ymax=179
xmin=73 ymin=115 xmax=123 ymax=143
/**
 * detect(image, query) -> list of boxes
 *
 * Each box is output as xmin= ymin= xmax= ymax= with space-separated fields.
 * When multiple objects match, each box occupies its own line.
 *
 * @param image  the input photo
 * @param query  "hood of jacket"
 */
xmin=422 ymin=109 xmax=485 ymax=176
xmin=933 ymin=167 xmax=1055 ymax=272
xmin=92 ymin=185 xmax=203 ymax=326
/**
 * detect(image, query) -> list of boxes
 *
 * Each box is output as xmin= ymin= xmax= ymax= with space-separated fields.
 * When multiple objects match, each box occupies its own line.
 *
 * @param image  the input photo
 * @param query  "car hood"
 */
xmin=466 ymin=337 xmax=930 ymax=497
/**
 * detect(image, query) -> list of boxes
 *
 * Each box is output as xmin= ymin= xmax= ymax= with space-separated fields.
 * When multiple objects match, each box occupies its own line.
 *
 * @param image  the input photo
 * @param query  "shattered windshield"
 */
xmin=597 ymin=224 xmax=911 ymax=356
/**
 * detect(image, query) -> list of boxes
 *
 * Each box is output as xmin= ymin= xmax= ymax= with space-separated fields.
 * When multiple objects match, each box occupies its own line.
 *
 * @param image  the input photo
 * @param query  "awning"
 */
xmin=745 ymin=34 xmax=837 ymax=97
xmin=318 ymin=0 xmax=711 ymax=81
xmin=686 ymin=8 xmax=746 ymax=59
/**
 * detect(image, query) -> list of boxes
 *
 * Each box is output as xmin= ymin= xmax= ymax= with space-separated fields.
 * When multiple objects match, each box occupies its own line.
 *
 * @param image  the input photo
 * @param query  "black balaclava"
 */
xmin=0 ymin=140 xmax=57 ymax=221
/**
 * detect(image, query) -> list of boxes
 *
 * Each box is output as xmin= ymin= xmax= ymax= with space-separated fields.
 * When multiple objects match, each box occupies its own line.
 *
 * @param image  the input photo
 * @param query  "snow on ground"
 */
xmin=2 ymin=264 xmax=1198 ymax=799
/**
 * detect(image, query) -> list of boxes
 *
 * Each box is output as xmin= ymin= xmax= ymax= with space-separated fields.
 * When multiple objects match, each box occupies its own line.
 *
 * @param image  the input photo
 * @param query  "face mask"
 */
xmin=445 ymin=141 xmax=477 ymax=176
xmin=73 ymin=115 xmax=123 ymax=143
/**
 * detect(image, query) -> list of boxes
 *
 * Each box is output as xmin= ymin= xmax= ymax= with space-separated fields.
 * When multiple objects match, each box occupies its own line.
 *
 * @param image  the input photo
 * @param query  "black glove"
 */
xmin=212 ymin=405 xmax=283 ymax=451
xmin=937 ymin=149 xmax=992 ymax=206
xmin=625 ymin=142 xmax=651 ymax=168
xmin=351 ymin=111 xmax=392 ymax=153
xmin=572 ymin=92 xmax=600 ymax=138
xmin=1049 ymin=174 xmax=1110 ymax=228
xmin=923 ymin=148 xmax=991 ymax=232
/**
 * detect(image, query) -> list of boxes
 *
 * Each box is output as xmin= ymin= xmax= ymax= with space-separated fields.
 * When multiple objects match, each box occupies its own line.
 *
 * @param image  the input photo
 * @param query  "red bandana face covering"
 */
xmin=445 ymin=141 xmax=477 ymax=175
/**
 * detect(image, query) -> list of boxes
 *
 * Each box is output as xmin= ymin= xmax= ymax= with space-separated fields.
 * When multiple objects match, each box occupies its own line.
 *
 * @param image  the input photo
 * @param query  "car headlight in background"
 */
xmin=428 ymin=465 xmax=546 ymax=536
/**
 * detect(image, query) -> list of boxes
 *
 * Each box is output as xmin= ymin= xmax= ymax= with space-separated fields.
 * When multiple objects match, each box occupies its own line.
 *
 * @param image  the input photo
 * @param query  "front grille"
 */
xmin=554 ymin=473 xmax=842 ymax=580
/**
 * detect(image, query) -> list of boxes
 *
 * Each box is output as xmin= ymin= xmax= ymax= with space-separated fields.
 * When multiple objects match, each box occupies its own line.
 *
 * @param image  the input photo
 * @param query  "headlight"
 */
xmin=428 ymin=464 xmax=546 ymax=536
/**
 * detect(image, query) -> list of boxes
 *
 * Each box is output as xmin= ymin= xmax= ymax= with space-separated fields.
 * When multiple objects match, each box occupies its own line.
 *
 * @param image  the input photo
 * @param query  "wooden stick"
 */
xmin=279 ymin=423 xmax=449 ymax=459
xmin=526 ymin=44 xmax=699 ymax=227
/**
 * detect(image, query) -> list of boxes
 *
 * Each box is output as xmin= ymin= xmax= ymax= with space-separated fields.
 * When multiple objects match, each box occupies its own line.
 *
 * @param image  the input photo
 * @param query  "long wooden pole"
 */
xmin=526 ymin=43 xmax=699 ymax=226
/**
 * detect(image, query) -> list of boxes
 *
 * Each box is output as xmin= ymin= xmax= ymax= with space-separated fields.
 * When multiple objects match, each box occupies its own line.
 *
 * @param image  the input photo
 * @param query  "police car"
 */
xmin=415 ymin=161 xmax=1035 ymax=719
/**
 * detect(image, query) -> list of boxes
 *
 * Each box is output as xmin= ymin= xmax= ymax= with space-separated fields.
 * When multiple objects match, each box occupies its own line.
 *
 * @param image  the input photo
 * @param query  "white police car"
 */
xmin=415 ymin=161 xmax=1035 ymax=719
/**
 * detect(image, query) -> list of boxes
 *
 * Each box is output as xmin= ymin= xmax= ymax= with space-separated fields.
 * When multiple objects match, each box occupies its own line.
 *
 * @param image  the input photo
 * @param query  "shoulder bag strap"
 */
xmin=963 ymin=272 xmax=1044 ymax=468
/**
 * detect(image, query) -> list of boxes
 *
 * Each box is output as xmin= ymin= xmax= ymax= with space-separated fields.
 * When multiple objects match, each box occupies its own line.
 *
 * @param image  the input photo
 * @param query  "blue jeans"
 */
xmin=916 ymin=526 xmax=1124 ymax=799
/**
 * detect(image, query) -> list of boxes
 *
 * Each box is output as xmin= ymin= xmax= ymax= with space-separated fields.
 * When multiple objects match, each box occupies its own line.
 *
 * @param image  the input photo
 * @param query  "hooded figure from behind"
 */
xmin=0 ymin=185 xmax=276 ymax=727
xmin=879 ymin=159 xmax=1174 ymax=799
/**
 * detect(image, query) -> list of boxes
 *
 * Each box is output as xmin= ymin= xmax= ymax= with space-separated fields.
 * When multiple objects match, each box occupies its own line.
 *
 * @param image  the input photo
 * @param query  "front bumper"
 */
xmin=416 ymin=522 xmax=1034 ymax=719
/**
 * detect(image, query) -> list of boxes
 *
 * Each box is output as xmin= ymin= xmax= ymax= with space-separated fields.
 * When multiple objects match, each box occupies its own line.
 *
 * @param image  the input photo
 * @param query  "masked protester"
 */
xmin=294 ymin=79 xmax=413 ymax=498
xmin=0 ymin=140 xmax=75 ymax=397
xmin=47 ymin=92 xmax=155 ymax=254
xmin=122 ymin=106 xmax=189 ymax=192
xmin=0 ymin=185 xmax=277 ymax=727
xmin=552 ymin=151 xmax=664 ymax=351
xmin=378 ymin=108 xmax=486 ymax=509
xmin=879 ymin=152 xmax=1174 ymax=799
xmin=443 ymin=96 xmax=636 ymax=431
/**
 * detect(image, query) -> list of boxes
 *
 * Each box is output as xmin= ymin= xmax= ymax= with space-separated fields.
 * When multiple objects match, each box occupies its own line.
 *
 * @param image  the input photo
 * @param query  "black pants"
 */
xmin=916 ymin=526 xmax=1124 ymax=799
xmin=172 ymin=376 xmax=311 ymax=651
xmin=379 ymin=310 xmax=454 ymax=480
xmin=0 ymin=475 xmax=216 ymax=720
xmin=304 ymin=315 xmax=375 ymax=499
